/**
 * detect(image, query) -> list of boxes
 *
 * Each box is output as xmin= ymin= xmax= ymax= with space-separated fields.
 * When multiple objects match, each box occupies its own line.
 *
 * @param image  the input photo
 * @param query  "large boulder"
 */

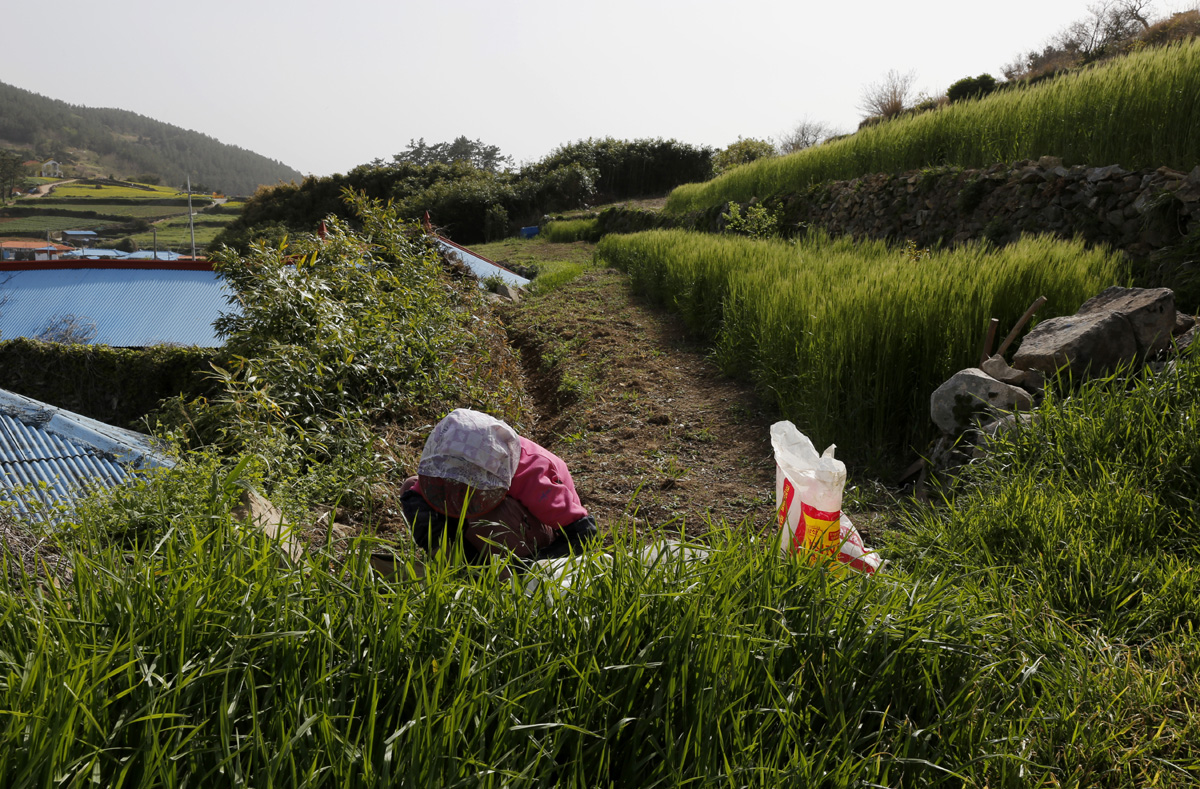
xmin=1013 ymin=287 xmax=1175 ymax=377
xmin=930 ymin=368 xmax=1033 ymax=435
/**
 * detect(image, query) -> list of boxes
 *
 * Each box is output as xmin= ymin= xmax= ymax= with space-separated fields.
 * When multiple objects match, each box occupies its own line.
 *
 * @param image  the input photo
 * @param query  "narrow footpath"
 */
xmin=503 ymin=268 xmax=779 ymax=540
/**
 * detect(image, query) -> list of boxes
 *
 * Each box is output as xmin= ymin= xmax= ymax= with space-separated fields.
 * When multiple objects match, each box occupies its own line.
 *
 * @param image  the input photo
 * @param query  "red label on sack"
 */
xmin=777 ymin=477 xmax=795 ymax=530
xmin=795 ymin=501 xmax=841 ymax=556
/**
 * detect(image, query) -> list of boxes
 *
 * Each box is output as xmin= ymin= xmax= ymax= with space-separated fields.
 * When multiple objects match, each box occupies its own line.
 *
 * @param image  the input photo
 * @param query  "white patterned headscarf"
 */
xmin=418 ymin=408 xmax=521 ymax=491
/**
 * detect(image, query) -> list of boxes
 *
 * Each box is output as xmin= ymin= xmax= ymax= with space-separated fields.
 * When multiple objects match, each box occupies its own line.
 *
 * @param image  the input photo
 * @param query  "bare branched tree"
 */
xmin=776 ymin=118 xmax=840 ymax=155
xmin=1006 ymin=0 xmax=1159 ymax=77
xmin=1057 ymin=0 xmax=1154 ymax=56
xmin=37 ymin=314 xmax=97 ymax=345
xmin=858 ymin=70 xmax=917 ymax=120
xmin=0 ymin=273 xmax=12 ymax=335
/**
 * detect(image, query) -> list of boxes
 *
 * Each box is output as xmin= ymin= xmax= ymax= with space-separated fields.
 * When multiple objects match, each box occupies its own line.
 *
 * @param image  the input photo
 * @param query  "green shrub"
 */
xmin=165 ymin=191 xmax=527 ymax=502
xmin=947 ymin=73 xmax=998 ymax=102
xmin=713 ymin=137 xmax=776 ymax=175
xmin=0 ymin=339 xmax=214 ymax=429
xmin=484 ymin=202 xmax=509 ymax=241
xmin=720 ymin=201 xmax=778 ymax=239
xmin=532 ymin=137 xmax=715 ymax=201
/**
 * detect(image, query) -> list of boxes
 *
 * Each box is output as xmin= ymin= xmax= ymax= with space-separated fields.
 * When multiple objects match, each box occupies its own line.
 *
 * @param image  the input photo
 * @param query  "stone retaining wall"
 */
xmin=774 ymin=158 xmax=1200 ymax=257
xmin=597 ymin=159 xmax=1200 ymax=259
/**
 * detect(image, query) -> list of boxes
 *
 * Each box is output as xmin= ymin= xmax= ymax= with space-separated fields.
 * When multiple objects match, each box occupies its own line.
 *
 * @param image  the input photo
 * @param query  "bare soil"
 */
xmin=502 ymin=268 xmax=780 ymax=540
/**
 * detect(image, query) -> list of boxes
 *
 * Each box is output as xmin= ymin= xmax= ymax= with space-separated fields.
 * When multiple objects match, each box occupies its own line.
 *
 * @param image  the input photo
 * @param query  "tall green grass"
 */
xmin=666 ymin=39 xmax=1200 ymax=214
xmin=8 ymin=356 xmax=1200 ymax=788
xmin=3 ymin=299 xmax=1199 ymax=786
xmin=542 ymin=218 xmax=600 ymax=243
xmin=596 ymin=230 xmax=1122 ymax=466
xmin=0 ymin=462 xmax=1073 ymax=787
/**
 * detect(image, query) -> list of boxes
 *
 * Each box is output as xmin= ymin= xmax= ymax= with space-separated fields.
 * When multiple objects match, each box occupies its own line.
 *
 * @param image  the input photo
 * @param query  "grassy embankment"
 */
xmin=666 ymin=37 xmax=1200 ymax=214
xmin=595 ymin=229 xmax=1122 ymax=468
xmin=473 ymin=235 xmax=594 ymax=295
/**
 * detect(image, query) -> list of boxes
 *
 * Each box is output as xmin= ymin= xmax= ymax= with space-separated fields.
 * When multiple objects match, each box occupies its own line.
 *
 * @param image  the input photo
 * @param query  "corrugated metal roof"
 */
xmin=0 ymin=388 xmax=175 ymax=520
xmin=0 ymin=264 xmax=234 ymax=347
xmin=124 ymin=251 xmax=184 ymax=260
xmin=62 ymin=248 xmax=129 ymax=259
xmin=437 ymin=237 xmax=530 ymax=288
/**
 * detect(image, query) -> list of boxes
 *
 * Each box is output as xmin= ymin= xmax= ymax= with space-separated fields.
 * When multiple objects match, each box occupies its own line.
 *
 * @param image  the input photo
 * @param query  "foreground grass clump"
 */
xmin=887 ymin=348 xmax=1200 ymax=783
xmin=596 ymin=229 xmax=1121 ymax=467
xmin=0 ymin=459 xmax=1049 ymax=786
xmin=666 ymin=38 xmax=1200 ymax=214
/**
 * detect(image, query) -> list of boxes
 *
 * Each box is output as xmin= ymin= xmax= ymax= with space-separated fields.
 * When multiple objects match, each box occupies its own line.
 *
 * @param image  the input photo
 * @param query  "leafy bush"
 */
xmin=217 ymin=139 xmax=711 ymax=250
xmin=947 ymin=73 xmax=999 ymax=102
xmin=0 ymin=338 xmax=214 ymax=429
xmin=713 ymin=137 xmax=776 ymax=175
xmin=532 ymin=137 xmax=715 ymax=201
xmin=719 ymin=201 xmax=778 ymax=239
xmin=165 ymin=191 xmax=527 ymax=504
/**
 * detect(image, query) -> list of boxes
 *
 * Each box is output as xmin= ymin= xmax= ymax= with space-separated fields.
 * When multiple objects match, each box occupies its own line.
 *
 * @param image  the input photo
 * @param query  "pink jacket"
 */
xmin=507 ymin=437 xmax=589 ymax=528
xmin=409 ymin=437 xmax=588 ymax=528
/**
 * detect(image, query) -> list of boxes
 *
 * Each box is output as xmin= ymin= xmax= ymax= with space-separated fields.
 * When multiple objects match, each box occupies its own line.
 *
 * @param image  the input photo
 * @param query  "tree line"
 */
xmin=217 ymin=137 xmax=716 ymax=248
xmin=0 ymin=81 xmax=303 ymax=195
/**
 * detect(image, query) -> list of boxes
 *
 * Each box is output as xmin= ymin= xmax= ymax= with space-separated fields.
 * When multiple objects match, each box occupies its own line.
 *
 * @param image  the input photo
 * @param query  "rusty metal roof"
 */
xmin=0 ymin=388 xmax=175 ymax=521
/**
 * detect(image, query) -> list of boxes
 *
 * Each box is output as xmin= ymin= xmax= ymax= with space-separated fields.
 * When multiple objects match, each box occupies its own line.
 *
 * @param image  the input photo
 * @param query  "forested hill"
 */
xmin=0 ymin=81 xmax=303 ymax=195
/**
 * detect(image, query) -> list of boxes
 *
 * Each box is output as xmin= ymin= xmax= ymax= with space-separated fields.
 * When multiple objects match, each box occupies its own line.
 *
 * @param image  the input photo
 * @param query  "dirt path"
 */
xmin=24 ymin=179 xmax=78 ymax=199
xmin=504 ymin=268 xmax=779 ymax=540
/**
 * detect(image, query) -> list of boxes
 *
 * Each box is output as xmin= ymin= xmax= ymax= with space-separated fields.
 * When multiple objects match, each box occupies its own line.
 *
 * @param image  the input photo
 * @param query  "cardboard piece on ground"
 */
xmin=233 ymin=489 xmax=303 ymax=563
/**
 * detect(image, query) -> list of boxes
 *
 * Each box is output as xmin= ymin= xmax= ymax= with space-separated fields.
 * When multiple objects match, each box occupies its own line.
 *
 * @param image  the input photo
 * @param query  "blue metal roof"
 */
xmin=124 ymin=251 xmax=184 ymax=260
xmin=437 ymin=238 xmax=530 ymax=288
xmin=0 ymin=388 xmax=175 ymax=520
xmin=0 ymin=265 xmax=234 ymax=347
xmin=63 ymin=249 xmax=129 ymax=259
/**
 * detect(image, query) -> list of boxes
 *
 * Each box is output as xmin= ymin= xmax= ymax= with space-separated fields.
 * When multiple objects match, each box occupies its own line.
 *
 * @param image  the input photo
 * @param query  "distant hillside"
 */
xmin=0 ymin=81 xmax=303 ymax=195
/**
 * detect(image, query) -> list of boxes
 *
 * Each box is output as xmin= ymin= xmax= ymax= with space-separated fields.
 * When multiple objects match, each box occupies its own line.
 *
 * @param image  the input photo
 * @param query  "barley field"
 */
xmin=667 ymin=39 xmax=1200 ymax=214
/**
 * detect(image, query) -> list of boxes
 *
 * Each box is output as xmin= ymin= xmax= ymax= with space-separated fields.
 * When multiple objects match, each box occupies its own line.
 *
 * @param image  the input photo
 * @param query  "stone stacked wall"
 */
xmin=775 ymin=157 xmax=1200 ymax=257
xmin=597 ymin=158 xmax=1200 ymax=260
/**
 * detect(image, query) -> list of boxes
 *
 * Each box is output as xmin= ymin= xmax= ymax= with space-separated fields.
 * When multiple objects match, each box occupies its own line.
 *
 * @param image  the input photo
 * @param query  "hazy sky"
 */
xmin=4 ymin=0 xmax=1195 ymax=177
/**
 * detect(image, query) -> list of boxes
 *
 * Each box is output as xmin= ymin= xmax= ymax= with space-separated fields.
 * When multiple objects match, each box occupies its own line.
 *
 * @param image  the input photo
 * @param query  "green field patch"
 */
xmin=129 ymin=214 xmax=242 ymax=252
xmin=597 ymin=230 xmax=1122 ymax=469
xmin=29 ymin=203 xmax=193 ymax=219
xmin=0 ymin=215 xmax=118 ymax=234
xmin=49 ymin=182 xmax=192 ymax=200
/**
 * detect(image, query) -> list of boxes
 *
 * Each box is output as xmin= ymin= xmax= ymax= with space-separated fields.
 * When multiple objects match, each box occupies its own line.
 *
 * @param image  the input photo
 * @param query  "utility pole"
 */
xmin=187 ymin=175 xmax=197 ymax=260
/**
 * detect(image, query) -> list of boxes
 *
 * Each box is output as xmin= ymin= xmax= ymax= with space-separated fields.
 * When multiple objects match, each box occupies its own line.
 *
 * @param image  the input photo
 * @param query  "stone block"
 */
xmin=931 ymin=368 xmax=1033 ymax=435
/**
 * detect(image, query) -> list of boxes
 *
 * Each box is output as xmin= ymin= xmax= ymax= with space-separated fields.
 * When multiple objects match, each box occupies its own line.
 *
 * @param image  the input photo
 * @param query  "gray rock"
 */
xmin=980 ymin=354 xmax=1027 ymax=386
xmin=1087 ymin=165 xmax=1127 ymax=182
xmin=931 ymin=368 xmax=1033 ymax=435
xmin=972 ymin=413 xmax=1039 ymax=458
xmin=1013 ymin=287 xmax=1176 ymax=377
xmin=1175 ymin=312 xmax=1196 ymax=336
xmin=1177 ymin=325 xmax=1198 ymax=354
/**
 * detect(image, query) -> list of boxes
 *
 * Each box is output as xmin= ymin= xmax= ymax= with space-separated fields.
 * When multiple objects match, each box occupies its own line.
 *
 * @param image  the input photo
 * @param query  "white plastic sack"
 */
xmin=771 ymin=421 xmax=880 ymax=574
